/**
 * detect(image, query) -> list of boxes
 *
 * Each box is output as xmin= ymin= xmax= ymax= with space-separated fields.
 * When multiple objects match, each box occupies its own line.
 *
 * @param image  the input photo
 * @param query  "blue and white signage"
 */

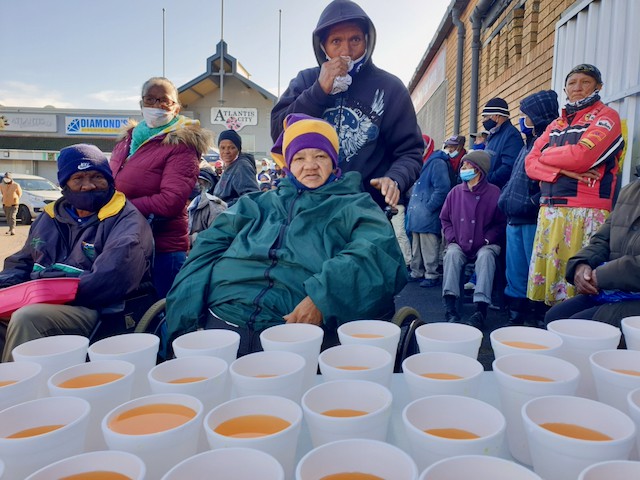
xmin=65 ymin=116 xmax=130 ymax=136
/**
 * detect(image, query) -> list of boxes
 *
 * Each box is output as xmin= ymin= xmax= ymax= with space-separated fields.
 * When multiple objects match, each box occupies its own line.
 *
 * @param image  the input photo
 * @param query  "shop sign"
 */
xmin=0 ymin=113 xmax=57 ymax=132
xmin=211 ymin=107 xmax=258 ymax=131
xmin=65 ymin=116 xmax=129 ymax=136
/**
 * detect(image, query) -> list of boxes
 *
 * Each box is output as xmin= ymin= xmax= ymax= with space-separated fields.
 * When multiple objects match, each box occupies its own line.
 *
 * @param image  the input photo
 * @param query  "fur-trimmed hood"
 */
xmin=118 ymin=118 xmax=213 ymax=156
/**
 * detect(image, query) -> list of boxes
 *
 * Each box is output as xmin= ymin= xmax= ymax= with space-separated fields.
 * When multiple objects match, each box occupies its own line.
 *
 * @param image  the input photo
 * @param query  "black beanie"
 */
xmin=218 ymin=130 xmax=242 ymax=151
xmin=482 ymin=97 xmax=510 ymax=117
xmin=565 ymin=64 xmax=602 ymax=86
xmin=57 ymin=144 xmax=113 ymax=187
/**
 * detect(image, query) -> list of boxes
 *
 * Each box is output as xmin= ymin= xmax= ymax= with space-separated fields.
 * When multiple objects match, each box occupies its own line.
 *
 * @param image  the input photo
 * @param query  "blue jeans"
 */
xmin=153 ymin=251 xmax=186 ymax=299
xmin=504 ymin=223 xmax=537 ymax=299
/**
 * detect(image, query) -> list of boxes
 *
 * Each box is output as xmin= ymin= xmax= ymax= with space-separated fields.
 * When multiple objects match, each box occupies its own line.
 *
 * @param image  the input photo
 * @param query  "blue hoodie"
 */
xmin=270 ymin=0 xmax=422 ymax=208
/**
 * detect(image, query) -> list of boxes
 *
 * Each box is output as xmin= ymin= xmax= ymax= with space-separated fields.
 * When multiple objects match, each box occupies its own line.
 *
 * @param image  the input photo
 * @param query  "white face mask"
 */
xmin=141 ymin=107 xmax=174 ymax=128
xmin=2 ymin=178 xmax=11 ymax=184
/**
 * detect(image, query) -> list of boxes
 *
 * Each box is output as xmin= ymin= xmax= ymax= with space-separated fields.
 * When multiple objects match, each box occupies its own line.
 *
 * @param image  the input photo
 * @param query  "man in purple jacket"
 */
xmin=439 ymin=151 xmax=507 ymax=329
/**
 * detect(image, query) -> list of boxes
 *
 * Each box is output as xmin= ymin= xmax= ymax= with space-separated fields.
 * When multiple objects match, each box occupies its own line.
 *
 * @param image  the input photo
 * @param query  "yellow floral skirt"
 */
xmin=527 ymin=206 xmax=609 ymax=306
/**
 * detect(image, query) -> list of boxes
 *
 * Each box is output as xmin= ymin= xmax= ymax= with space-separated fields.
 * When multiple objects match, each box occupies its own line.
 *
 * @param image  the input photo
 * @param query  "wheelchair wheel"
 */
xmin=135 ymin=298 xmax=166 ymax=337
xmin=392 ymin=306 xmax=424 ymax=373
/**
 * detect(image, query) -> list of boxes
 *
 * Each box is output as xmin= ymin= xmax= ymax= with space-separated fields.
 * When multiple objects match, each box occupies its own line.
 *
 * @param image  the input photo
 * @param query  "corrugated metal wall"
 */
xmin=553 ymin=0 xmax=640 ymax=185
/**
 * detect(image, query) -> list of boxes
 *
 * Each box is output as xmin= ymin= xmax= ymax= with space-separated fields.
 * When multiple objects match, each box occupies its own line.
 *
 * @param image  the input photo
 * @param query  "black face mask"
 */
xmin=482 ymin=118 xmax=498 ymax=131
xmin=62 ymin=185 xmax=114 ymax=212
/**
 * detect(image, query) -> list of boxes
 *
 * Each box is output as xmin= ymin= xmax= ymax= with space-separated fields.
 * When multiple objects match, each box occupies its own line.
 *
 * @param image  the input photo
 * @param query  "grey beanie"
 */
xmin=462 ymin=150 xmax=491 ymax=176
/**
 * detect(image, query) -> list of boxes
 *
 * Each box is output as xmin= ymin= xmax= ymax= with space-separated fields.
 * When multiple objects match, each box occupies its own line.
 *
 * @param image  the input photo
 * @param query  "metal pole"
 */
xmin=162 ymin=8 xmax=166 ymax=77
xmin=219 ymin=0 xmax=225 ymax=105
xmin=278 ymin=9 xmax=282 ymax=98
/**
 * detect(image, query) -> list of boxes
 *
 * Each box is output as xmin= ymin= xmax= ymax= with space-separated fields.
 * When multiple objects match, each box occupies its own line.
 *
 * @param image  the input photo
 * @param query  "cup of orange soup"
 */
xmin=522 ymin=395 xmax=636 ymax=480
xmin=419 ymin=455 xmax=542 ymax=480
xmin=490 ymin=326 xmax=563 ymax=359
xmin=578 ymin=460 xmax=640 ymax=480
xmin=102 ymin=393 xmax=203 ymax=479
xmin=318 ymin=344 xmax=393 ymax=388
xmin=401 ymin=351 xmax=483 ymax=400
xmin=295 ymin=438 xmax=418 ymax=480
xmin=0 ymin=360 xmax=42 ymax=411
xmin=260 ymin=323 xmax=324 ymax=392
xmin=415 ymin=322 xmax=482 ymax=359
xmin=12 ymin=334 xmax=89 ymax=397
xmin=172 ymin=329 xmax=240 ymax=366
xmin=621 ymin=316 xmax=640 ymax=351
xmin=402 ymin=394 xmax=507 ymax=471
xmin=24 ymin=450 xmax=146 ymax=480
xmin=590 ymin=349 xmax=640 ymax=413
xmin=301 ymin=379 xmax=392 ymax=447
xmin=204 ymin=394 xmax=302 ymax=479
xmin=547 ymin=319 xmax=621 ymax=399
xmin=48 ymin=359 xmax=135 ymax=451
xmin=492 ymin=353 xmax=580 ymax=465
xmin=337 ymin=320 xmax=401 ymax=358
xmin=626 ymin=388 xmax=640 ymax=457
xmin=89 ymin=333 xmax=159 ymax=398
xmin=0 ymin=396 xmax=90 ymax=479
xmin=161 ymin=447 xmax=284 ymax=480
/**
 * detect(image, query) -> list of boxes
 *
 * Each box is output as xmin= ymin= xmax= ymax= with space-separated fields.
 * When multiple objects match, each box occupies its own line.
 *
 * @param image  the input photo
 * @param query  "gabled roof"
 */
xmin=178 ymin=41 xmax=277 ymax=105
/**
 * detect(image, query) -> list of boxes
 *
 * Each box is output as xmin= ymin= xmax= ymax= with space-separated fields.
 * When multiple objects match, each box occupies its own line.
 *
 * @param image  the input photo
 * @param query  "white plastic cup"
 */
xmin=590 ymin=349 xmax=640 ymax=413
xmin=522 ymin=395 xmax=636 ymax=480
xmin=172 ymin=328 xmax=240 ymax=365
xmin=490 ymin=325 xmax=563 ymax=359
xmin=204 ymin=394 xmax=303 ymax=479
xmin=148 ymin=355 xmax=228 ymax=411
xmin=419 ymin=455 xmax=543 ymax=480
xmin=88 ymin=332 xmax=159 ymax=398
xmin=0 ymin=396 xmax=90 ymax=479
xmin=260 ymin=323 xmax=324 ymax=392
xmin=337 ymin=319 xmax=401 ymax=358
xmin=296 ymin=438 xmax=418 ymax=480
xmin=230 ymin=350 xmax=306 ymax=401
xmin=102 ymin=393 xmax=204 ymax=479
xmin=415 ymin=322 xmax=483 ymax=359
xmin=626 ymin=388 xmax=640 ymax=457
xmin=47 ymin=359 xmax=135 ymax=451
xmin=547 ymin=319 xmax=621 ymax=398
xmin=318 ymin=344 xmax=393 ymax=388
xmin=301 ymin=379 xmax=393 ymax=447
xmin=161 ymin=448 xmax=284 ymax=480
xmin=12 ymin=334 xmax=89 ymax=397
xmin=0 ymin=361 xmax=42 ymax=411
xmin=578 ymin=460 xmax=640 ymax=479
xmin=402 ymin=394 xmax=507 ymax=471
xmin=25 ymin=450 xmax=146 ymax=480
xmin=492 ymin=353 xmax=581 ymax=465
xmin=401 ymin=351 xmax=483 ymax=400
xmin=621 ymin=316 xmax=640 ymax=351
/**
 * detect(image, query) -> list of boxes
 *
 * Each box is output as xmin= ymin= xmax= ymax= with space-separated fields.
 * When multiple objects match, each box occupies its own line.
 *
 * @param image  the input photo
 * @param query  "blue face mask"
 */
xmin=519 ymin=117 xmax=534 ymax=135
xmin=459 ymin=168 xmax=477 ymax=182
xmin=472 ymin=143 xmax=486 ymax=150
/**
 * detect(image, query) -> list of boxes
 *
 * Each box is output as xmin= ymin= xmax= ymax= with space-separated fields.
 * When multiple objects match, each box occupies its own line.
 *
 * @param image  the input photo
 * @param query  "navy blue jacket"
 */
xmin=485 ymin=121 xmax=524 ymax=189
xmin=406 ymin=150 xmax=452 ymax=234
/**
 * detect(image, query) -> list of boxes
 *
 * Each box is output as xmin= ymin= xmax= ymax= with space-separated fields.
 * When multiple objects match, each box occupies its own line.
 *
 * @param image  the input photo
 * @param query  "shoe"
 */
xmin=419 ymin=278 xmax=441 ymax=288
xmin=10 ymin=231 xmax=15 ymax=235
xmin=445 ymin=311 xmax=461 ymax=323
xmin=407 ymin=275 xmax=422 ymax=283
xmin=464 ymin=282 xmax=475 ymax=290
xmin=464 ymin=311 xmax=485 ymax=330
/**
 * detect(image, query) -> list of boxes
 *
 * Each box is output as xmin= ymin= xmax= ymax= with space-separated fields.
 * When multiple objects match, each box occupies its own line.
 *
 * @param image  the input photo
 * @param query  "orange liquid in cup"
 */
xmin=168 ymin=376 xmax=207 ymax=384
xmin=321 ymin=474 xmax=384 ymax=480
xmin=58 ymin=373 xmax=125 ymax=388
xmin=420 ymin=372 xmax=463 ymax=380
xmin=253 ymin=374 xmax=278 ymax=378
xmin=424 ymin=428 xmax=480 ymax=439
xmin=322 ymin=409 xmax=369 ymax=417
xmin=0 ymin=380 xmax=18 ymax=387
xmin=7 ymin=424 xmax=64 ymax=438
xmin=61 ymin=472 xmax=132 ymax=480
xmin=612 ymin=369 xmax=640 ymax=376
xmin=349 ymin=334 xmax=384 ymax=339
xmin=214 ymin=414 xmax=291 ymax=438
xmin=337 ymin=366 xmax=370 ymax=370
xmin=501 ymin=341 xmax=548 ymax=350
xmin=512 ymin=374 xmax=554 ymax=382
xmin=540 ymin=422 xmax=612 ymax=441
xmin=108 ymin=403 xmax=196 ymax=435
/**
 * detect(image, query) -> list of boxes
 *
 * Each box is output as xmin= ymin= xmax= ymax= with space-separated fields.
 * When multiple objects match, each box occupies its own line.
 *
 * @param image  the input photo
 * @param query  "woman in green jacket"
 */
xmin=166 ymin=114 xmax=407 ymax=355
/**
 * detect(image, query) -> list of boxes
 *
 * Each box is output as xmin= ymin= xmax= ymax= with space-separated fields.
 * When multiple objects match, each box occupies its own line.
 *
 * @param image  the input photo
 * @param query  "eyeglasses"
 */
xmin=142 ymin=95 xmax=177 ymax=108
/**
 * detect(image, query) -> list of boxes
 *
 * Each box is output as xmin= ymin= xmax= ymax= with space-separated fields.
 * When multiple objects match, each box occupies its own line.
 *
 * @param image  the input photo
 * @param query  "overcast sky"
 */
xmin=0 ymin=0 xmax=450 ymax=110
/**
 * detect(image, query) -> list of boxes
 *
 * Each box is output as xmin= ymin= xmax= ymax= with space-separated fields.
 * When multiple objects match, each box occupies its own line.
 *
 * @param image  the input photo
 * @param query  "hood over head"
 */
xmin=519 ymin=90 xmax=559 ymax=136
xmin=312 ymin=0 xmax=376 ymax=66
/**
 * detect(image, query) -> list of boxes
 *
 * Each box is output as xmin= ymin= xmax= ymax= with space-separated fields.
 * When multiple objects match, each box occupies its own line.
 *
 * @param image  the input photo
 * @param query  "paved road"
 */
xmin=0 ymin=221 xmax=29 ymax=264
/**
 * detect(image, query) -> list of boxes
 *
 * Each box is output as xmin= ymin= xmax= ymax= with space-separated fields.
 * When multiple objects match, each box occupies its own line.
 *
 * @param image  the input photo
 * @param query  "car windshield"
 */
xmin=15 ymin=178 xmax=59 ymax=191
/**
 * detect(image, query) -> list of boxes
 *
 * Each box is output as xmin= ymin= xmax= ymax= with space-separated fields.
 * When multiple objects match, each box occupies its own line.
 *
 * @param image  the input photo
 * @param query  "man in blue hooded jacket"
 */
xmin=270 ymin=0 xmax=422 ymax=210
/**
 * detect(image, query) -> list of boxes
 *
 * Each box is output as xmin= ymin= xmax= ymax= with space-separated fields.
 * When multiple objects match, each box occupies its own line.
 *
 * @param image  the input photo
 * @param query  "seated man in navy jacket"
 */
xmin=0 ymin=144 xmax=154 ymax=361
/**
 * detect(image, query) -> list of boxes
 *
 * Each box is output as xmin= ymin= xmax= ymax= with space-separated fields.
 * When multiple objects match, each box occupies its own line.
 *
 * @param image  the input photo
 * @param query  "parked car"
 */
xmin=0 ymin=173 xmax=62 ymax=225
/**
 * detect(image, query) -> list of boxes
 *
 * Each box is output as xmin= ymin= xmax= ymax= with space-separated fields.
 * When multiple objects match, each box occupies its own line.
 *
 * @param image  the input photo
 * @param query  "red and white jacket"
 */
xmin=525 ymin=100 xmax=624 ymax=210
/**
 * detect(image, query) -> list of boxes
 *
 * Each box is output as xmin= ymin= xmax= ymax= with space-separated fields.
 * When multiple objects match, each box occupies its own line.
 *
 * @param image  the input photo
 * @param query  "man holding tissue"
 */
xmin=270 ymin=0 xmax=422 ymax=209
